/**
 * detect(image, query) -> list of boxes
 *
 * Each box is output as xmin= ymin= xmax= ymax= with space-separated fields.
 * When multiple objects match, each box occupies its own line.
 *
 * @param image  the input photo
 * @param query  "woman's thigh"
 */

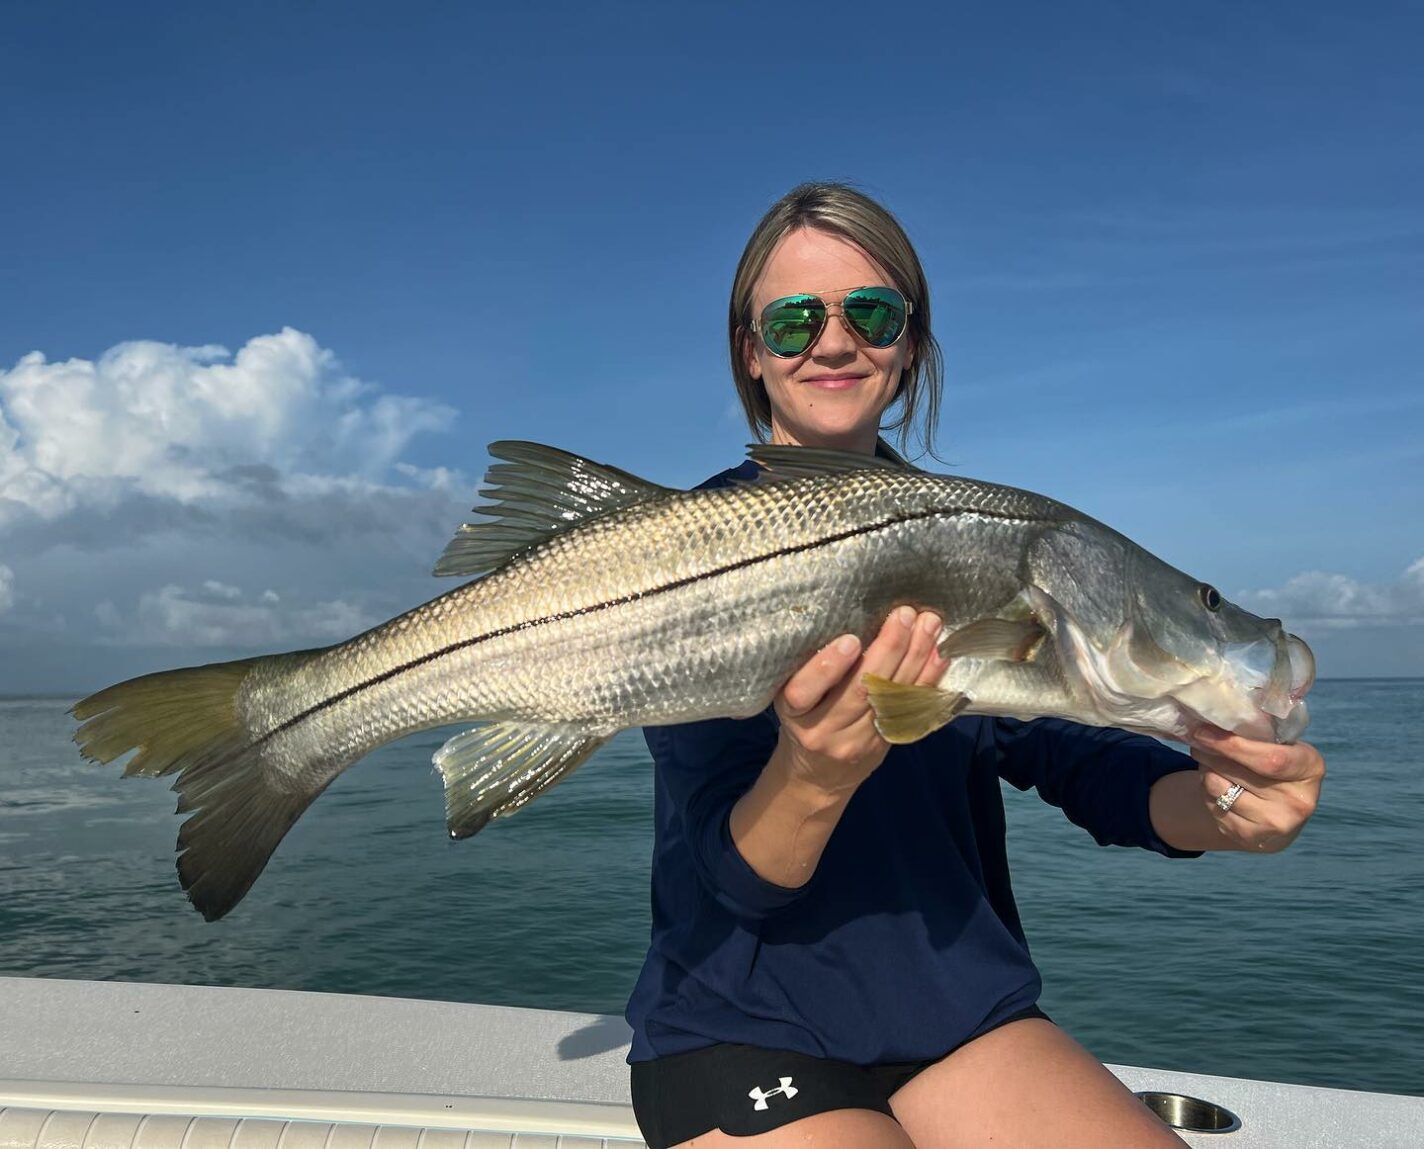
xmin=888 ymin=1018 xmax=1187 ymax=1149
xmin=671 ymin=1107 xmax=916 ymax=1148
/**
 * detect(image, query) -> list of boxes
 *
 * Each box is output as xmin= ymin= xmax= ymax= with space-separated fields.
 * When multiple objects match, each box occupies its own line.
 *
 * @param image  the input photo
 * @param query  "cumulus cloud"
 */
xmin=1238 ymin=559 xmax=1424 ymax=628
xmin=92 ymin=581 xmax=378 ymax=648
xmin=0 ymin=327 xmax=457 ymax=528
xmin=0 ymin=329 xmax=473 ymax=670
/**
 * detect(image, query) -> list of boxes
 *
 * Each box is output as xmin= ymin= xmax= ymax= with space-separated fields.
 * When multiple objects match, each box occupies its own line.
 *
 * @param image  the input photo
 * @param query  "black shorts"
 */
xmin=629 ymin=1004 xmax=1049 ymax=1148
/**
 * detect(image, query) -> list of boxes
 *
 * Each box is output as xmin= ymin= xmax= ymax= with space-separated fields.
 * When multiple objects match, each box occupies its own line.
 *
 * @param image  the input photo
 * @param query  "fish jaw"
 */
xmin=1287 ymin=633 xmax=1316 ymax=699
xmin=1027 ymin=585 xmax=1315 ymax=744
xmin=1180 ymin=629 xmax=1314 ymax=742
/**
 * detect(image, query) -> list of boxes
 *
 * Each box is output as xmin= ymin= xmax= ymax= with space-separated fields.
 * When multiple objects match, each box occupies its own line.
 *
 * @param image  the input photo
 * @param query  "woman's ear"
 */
xmin=896 ymin=340 xmax=914 ymax=394
xmin=741 ymin=329 xmax=762 ymax=380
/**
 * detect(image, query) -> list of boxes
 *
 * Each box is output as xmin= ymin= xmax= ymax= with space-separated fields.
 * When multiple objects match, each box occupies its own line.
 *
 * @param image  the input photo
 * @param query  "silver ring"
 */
xmin=1215 ymin=782 xmax=1246 ymax=813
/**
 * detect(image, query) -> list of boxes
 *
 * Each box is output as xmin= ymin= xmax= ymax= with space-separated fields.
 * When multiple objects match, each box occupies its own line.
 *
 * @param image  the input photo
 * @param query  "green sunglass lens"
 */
xmin=843 ymin=288 xmax=907 ymax=347
xmin=761 ymin=296 xmax=825 ymax=356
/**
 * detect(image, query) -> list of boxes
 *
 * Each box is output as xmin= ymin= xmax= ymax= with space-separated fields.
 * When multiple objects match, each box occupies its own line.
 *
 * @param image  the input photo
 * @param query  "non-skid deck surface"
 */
xmin=3 ymin=977 xmax=1422 ymax=1148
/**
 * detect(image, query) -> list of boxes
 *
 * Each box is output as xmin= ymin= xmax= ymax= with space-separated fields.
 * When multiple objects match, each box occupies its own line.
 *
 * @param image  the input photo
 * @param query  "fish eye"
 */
xmin=1198 ymin=584 xmax=1222 ymax=612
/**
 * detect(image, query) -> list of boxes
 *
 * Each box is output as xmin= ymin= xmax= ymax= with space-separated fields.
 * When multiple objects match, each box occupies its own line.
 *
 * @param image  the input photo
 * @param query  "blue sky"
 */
xmin=1 ymin=0 xmax=1421 ymax=690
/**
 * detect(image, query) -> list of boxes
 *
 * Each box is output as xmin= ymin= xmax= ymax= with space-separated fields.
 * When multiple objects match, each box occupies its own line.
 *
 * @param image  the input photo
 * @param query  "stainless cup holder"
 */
xmin=1134 ymin=1091 xmax=1242 ymax=1134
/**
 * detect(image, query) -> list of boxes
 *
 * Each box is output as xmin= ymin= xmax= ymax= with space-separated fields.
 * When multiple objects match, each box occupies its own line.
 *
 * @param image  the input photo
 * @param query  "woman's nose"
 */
xmin=813 ymin=306 xmax=858 ymax=358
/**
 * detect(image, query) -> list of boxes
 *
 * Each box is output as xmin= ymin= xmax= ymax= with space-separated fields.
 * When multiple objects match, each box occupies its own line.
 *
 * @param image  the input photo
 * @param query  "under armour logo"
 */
xmin=749 ymin=1076 xmax=798 ymax=1110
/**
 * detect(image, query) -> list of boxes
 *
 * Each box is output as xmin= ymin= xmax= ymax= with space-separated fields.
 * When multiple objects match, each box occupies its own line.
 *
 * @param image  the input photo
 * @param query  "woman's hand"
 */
xmin=729 ymin=606 xmax=946 ymax=890
xmin=774 ymin=605 xmax=946 ymax=797
xmin=1189 ymin=727 xmax=1326 ymax=852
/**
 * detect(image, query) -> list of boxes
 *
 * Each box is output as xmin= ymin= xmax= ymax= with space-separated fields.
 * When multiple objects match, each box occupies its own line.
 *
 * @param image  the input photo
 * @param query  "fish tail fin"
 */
xmin=72 ymin=653 xmax=321 ymax=921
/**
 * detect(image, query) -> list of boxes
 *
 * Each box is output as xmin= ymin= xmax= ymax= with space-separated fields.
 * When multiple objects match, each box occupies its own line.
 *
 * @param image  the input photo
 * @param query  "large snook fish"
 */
xmin=73 ymin=441 xmax=1315 ymax=920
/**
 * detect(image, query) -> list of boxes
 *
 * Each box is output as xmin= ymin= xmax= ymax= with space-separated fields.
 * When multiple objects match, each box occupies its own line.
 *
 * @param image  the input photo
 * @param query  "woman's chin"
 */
xmin=781 ymin=409 xmax=884 ymax=448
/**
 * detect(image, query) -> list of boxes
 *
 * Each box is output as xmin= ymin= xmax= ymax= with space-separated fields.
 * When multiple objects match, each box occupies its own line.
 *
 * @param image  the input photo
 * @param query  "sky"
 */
xmin=1 ymin=0 xmax=1421 ymax=692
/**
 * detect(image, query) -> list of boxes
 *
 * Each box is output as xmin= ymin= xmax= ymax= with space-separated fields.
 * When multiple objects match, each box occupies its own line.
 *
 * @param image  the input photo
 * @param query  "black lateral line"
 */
xmin=259 ymin=504 xmax=1031 ymax=743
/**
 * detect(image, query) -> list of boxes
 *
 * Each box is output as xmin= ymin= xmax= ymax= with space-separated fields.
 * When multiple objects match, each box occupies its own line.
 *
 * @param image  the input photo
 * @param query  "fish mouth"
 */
xmin=1287 ymin=634 xmax=1315 ymax=699
xmin=1157 ymin=678 xmax=1310 ymax=745
xmin=1272 ymin=699 xmax=1310 ymax=743
xmin=1181 ymin=627 xmax=1315 ymax=744
xmin=1250 ymin=633 xmax=1313 ymax=742
xmin=1182 ymin=698 xmax=1309 ymax=744
xmin=1256 ymin=635 xmax=1312 ymax=743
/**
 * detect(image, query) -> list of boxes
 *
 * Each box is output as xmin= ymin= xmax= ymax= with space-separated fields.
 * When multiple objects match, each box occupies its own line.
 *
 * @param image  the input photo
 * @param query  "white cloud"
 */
xmin=0 ymin=328 xmax=458 ymax=527
xmin=393 ymin=461 xmax=461 ymax=491
xmin=1238 ymin=558 xmax=1424 ymax=628
xmin=95 ymin=581 xmax=379 ymax=648
xmin=0 ymin=329 xmax=475 ymax=669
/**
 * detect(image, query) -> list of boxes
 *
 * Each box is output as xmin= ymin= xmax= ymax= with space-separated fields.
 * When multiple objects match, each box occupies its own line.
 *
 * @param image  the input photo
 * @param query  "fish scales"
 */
xmin=70 ymin=441 xmax=1315 ymax=920
xmin=242 ymin=469 xmax=1066 ymax=781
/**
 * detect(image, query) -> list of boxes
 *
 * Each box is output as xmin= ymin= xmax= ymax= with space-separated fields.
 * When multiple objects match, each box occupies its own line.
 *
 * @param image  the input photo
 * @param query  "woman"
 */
xmin=624 ymin=183 xmax=1325 ymax=1149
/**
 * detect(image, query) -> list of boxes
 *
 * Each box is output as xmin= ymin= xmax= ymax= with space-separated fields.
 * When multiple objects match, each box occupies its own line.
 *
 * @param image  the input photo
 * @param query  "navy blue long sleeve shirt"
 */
xmin=624 ymin=461 xmax=1202 ymax=1066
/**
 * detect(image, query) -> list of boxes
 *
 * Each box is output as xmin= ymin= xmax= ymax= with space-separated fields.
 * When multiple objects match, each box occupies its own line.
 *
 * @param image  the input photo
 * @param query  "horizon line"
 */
xmin=4 ymin=674 xmax=1421 ymax=703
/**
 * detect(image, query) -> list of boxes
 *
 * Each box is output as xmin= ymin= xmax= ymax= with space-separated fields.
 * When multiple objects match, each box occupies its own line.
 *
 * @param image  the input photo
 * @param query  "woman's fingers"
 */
xmin=1191 ymin=726 xmax=1326 ymax=784
xmin=858 ymin=607 xmax=944 ymax=683
xmin=1198 ymin=766 xmax=1312 ymax=852
xmin=860 ymin=605 xmax=918 ymax=680
xmin=779 ymin=606 xmax=944 ymax=727
xmin=898 ymin=611 xmax=945 ymax=685
xmin=1199 ymin=769 xmax=1272 ymax=848
xmin=1191 ymin=739 xmax=1323 ymax=837
xmin=774 ymin=607 xmax=950 ymax=793
xmin=779 ymin=633 xmax=862 ymax=718
xmin=1188 ymin=746 xmax=1277 ymax=793
xmin=1200 ymin=769 xmax=1262 ymax=821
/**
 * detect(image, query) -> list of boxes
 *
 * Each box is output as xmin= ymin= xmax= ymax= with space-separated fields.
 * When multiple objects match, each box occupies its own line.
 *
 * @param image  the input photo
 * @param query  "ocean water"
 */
xmin=1 ymin=680 xmax=1420 ymax=1097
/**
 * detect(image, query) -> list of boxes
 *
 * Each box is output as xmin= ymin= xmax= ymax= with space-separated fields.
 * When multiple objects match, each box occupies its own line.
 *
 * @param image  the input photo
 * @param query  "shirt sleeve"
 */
xmin=644 ymin=712 xmax=814 ymax=920
xmin=991 ymin=718 xmax=1204 ymax=858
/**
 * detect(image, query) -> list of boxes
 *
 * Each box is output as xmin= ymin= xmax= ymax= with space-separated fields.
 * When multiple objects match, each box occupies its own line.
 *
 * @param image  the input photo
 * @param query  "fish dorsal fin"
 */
xmin=745 ymin=444 xmax=907 ymax=482
xmin=433 ymin=720 xmax=611 ymax=839
xmin=434 ymin=441 xmax=670 ymax=577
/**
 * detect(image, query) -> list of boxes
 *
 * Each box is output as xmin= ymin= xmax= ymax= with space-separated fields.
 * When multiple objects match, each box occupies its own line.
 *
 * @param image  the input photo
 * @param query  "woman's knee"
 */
xmin=889 ymin=1019 xmax=1185 ymax=1149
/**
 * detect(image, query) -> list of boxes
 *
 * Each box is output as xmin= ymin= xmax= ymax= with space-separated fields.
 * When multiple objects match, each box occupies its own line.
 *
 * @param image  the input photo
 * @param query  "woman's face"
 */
xmin=743 ymin=227 xmax=913 ymax=454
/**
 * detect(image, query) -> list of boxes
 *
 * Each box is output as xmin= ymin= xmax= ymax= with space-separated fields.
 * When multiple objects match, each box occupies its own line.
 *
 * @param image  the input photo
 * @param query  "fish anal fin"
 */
xmin=863 ymin=674 xmax=970 ymax=744
xmin=434 ymin=720 xmax=610 ymax=839
xmin=938 ymin=617 xmax=1045 ymax=664
xmin=433 ymin=441 xmax=670 ymax=579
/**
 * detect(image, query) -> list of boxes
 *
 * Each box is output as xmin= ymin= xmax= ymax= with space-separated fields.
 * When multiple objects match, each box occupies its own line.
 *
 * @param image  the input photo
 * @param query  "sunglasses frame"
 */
xmin=749 ymin=285 xmax=914 ymax=359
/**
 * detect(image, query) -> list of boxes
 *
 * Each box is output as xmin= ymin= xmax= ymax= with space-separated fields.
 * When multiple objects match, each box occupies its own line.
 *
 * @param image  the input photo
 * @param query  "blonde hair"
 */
xmin=728 ymin=182 xmax=944 ymax=460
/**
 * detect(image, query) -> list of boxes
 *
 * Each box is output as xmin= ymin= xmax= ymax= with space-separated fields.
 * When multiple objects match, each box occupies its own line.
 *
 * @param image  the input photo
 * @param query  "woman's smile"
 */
xmin=802 ymin=373 xmax=868 ymax=390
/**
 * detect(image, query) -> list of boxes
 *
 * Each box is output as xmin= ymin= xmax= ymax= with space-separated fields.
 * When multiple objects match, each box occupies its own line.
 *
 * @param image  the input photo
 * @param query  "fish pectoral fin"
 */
xmin=745 ymin=444 xmax=908 ymax=481
xmin=434 ymin=720 xmax=610 ymax=839
xmin=863 ymin=675 xmax=970 ymax=744
xmin=938 ymin=617 xmax=1046 ymax=663
xmin=433 ymin=441 xmax=671 ymax=578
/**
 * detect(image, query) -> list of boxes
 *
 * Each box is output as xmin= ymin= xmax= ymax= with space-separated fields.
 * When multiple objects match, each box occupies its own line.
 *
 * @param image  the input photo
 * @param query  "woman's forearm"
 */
xmin=729 ymin=739 xmax=858 ymax=889
xmin=727 ymin=608 xmax=944 ymax=890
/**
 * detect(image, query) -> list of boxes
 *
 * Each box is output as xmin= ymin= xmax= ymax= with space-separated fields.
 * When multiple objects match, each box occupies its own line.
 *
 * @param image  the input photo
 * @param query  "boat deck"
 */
xmin=1 ymin=978 xmax=1419 ymax=1147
